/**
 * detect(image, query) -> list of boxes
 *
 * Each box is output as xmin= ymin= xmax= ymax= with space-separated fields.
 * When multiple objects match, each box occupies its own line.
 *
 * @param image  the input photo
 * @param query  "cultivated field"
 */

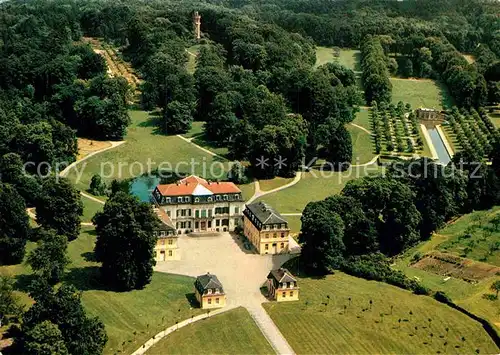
xmin=438 ymin=207 xmax=500 ymax=266
xmin=390 ymin=78 xmax=453 ymax=110
xmin=65 ymin=110 xmax=228 ymax=192
xmin=0 ymin=227 xmax=204 ymax=355
xmin=147 ymin=307 xmax=273 ymax=354
xmin=264 ymin=271 xmax=499 ymax=354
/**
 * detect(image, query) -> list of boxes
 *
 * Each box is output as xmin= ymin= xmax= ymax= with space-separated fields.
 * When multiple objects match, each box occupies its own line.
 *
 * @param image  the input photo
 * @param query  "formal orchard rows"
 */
xmin=370 ymin=101 xmax=424 ymax=155
xmin=445 ymin=108 xmax=499 ymax=157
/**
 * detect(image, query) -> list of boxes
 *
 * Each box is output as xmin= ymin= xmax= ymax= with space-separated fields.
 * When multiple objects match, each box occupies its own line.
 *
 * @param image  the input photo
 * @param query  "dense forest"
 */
xmin=0 ymin=0 xmax=500 ymax=352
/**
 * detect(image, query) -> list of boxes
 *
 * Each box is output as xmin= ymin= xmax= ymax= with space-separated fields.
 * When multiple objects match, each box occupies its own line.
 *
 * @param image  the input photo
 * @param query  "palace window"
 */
xmin=235 ymin=207 xmax=239 ymax=214
xmin=215 ymin=298 xmax=219 ymax=304
xmin=168 ymin=239 xmax=173 ymax=245
xmin=166 ymin=197 xmax=171 ymax=203
xmin=216 ymin=195 xmax=221 ymax=201
xmin=195 ymin=221 xmax=199 ymax=229
xmin=273 ymin=233 xmax=277 ymax=238
xmin=265 ymin=244 xmax=269 ymax=250
xmin=195 ymin=197 xmax=200 ymax=203
xmin=184 ymin=197 xmax=190 ymax=203
xmin=195 ymin=210 xmax=200 ymax=218
xmin=177 ymin=197 xmax=182 ymax=203
xmin=290 ymin=291 xmax=294 ymax=297
xmin=166 ymin=210 xmax=171 ymax=217
xmin=223 ymin=195 xmax=228 ymax=200
xmin=161 ymin=231 xmax=166 ymax=237
xmin=188 ymin=221 xmax=192 ymax=228
xmin=208 ymin=209 xmax=213 ymax=218
xmin=181 ymin=209 xmax=186 ymax=217
xmin=208 ymin=197 xmax=213 ymax=202
xmin=208 ymin=298 xmax=212 ymax=304
xmin=201 ymin=210 xmax=207 ymax=218
xmin=234 ymin=194 xmax=239 ymax=200
xmin=216 ymin=219 xmax=220 ymax=227
xmin=282 ymin=292 xmax=286 ymax=298
xmin=168 ymin=250 xmax=173 ymax=256
xmin=280 ymin=242 xmax=284 ymax=248
xmin=176 ymin=222 xmax=180 ymax=228
xmin=208 ymin=289 xmax=212 ymax=294
xmin=281 ymin=232 xmax=285 ymax=238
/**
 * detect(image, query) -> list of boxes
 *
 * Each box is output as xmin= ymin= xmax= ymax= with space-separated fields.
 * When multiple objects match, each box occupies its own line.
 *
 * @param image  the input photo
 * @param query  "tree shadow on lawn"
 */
xmin=64 ymin=266 xmax=112 ymax=292
xmin=279 ymin=256 xmax=328 ymax=281
xmin=185 ymin=292 xmax=200 ymax=308
xmin=81 ymin=251 xmax=98 ymax=262
xmin=15 ymin=266 xmax=117 ymax=293
xmin=137 ymin=112 xmax=163 ymax=135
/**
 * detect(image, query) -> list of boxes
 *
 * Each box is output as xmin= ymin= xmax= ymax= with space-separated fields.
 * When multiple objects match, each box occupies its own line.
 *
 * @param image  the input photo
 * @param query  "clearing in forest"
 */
xmin=390 ymin=78 xmax=452 ymax=110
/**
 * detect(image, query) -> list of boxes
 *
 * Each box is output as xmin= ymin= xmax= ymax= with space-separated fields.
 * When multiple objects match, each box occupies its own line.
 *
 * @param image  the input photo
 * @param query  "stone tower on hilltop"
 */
xmin=193 ymin=11 xmax=201 ymax=40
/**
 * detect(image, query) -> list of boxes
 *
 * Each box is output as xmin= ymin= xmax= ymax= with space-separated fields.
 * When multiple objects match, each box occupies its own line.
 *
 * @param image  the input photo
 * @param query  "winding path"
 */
xmin=176 ymin=134 xmax=219 ymax=158
xmin=59 ymin=141 xmax=126 ymax=178
xmin=247 ymin=172 xmax=303 ymax=204
xmin=349 ymin=122 xmax=373 ymax=135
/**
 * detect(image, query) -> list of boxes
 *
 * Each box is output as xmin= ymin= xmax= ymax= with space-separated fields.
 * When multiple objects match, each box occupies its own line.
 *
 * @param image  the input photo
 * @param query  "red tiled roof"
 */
xmin=154 ymin=208 xmax=176 ymax=230
xmin=156 ymin=175 xmax=241 ymax=197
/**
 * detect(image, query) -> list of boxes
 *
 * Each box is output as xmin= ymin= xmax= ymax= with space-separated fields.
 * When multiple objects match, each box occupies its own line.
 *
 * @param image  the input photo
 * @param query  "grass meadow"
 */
xmin=0 ymin=227 xmax=204 ymax=355
xmin=390 ymin=78 xmax=453 ymax=110
xmin=255 ymin=167 xmax=380 ymax=213
xmin=65 ymin=110 xmax=228 ymax=192
xmin=315 ymin=46 xmax=361 ymax=73
xmin=147 ymin=307 xmax=273 ymax=354
xmin=81 ymin=196 xmax=103 ymax=223
xmin=264 ymin=271 xmax=499 ymax=354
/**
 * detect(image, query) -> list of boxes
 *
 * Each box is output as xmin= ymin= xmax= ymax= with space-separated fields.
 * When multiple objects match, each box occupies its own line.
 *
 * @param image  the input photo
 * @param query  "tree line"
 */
xmin=299 ymin=150 xmax=500 ymax=282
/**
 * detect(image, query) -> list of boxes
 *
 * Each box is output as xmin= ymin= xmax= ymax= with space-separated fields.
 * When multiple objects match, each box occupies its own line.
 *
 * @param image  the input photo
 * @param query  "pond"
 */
xmin=427 ymin=127 xmax=451 ymax=165
xmin=130 ymin=175 xmax=160 ymax=203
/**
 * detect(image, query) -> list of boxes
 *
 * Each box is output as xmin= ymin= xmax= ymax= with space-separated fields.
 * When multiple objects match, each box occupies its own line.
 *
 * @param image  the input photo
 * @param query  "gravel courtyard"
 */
xmin=154 ymin=232 xmax=296 ymax=307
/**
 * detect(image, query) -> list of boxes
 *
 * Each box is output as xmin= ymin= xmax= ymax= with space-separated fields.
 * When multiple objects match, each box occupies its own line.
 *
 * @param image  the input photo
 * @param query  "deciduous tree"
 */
xmin=36 ymin=177 xmax=83 ymax=241
xmin=0 ymin=183 xmax=30 ymax=265
xmin=92 ymin=192 xmax=159 ymax=290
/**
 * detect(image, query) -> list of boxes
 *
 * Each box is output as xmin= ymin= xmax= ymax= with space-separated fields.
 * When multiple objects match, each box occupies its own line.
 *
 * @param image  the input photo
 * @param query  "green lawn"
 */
xmin=348 ymin=125 xmax=375 ymax=165
xmin=0 ymin=227 xmax=204 ymax=355
xmin=390 ymin=78 xmax=453 ymax=110
xmin=489 ymin=112 xmax=500 ymax=128
xmin=186 ymin=44 xmax=200 ymax=74
xmin=255 ymin=167 xmax=379 ymax=213
xmin=315 ymin=47 xmax=361 ymax=73
xmin=264 ymin=271 xmax=499 ymax=354
xmin=81 ymin=196 xmax=103 ymax=223
xmin=285 ymin=215 xmax=302 ymax=234
xmin=259 ymin=177 xmax=295 ymax=192
xmin=147 ymin=307 xmax=273 ymax=355
xmin=238 ymin=181 xmax=255 ymax=201
xmin=65 ymin=110 xmax=228 ymax=192
xmin=183 ymin=121 xmax=205 ymax=139
xmin=352 ymin=108 xmax=371 ymax=130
